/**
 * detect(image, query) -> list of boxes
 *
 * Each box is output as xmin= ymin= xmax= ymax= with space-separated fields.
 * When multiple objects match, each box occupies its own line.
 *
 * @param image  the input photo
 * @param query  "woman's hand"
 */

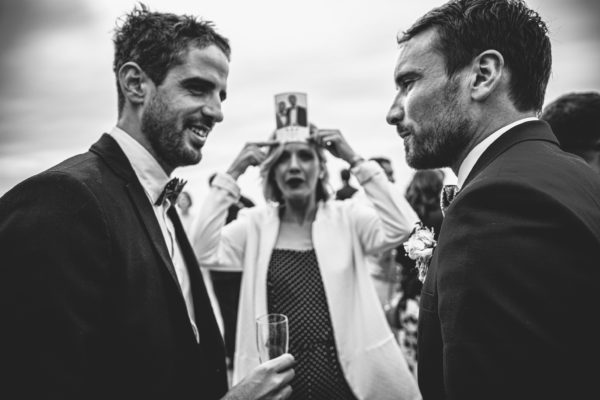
xmin=226 ymin=141 xmax=277 ymax=180
xmin=313 ymin=128 xmax=361 ymax=165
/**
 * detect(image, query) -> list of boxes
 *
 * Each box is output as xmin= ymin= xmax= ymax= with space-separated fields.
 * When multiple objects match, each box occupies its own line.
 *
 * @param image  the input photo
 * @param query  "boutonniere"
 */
xmin=404 ymin=222 xmax=437 ymax=283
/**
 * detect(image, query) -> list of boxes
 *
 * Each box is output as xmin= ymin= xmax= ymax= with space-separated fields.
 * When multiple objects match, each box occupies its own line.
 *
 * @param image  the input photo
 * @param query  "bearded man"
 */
xmin=0 ymin=5 xmax=294 ymax=400
xmin=386 ymin=1 xmax=600 ymax=399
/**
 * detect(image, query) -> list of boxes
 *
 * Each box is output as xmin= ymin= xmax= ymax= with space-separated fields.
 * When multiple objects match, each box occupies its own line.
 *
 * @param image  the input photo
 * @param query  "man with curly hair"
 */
xmin=0 ymin=5 xmax=294 ymax=399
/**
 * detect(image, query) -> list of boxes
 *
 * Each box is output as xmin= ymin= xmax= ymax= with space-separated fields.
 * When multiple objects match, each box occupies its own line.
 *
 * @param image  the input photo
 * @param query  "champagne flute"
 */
xmin=256 ymin=313 xmax=289 ymax=362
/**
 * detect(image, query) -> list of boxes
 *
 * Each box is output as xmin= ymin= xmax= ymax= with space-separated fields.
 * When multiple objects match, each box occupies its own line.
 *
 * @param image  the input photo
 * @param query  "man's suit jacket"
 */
xmin=286 ymin=105 xmax=307 ymax=127
xmin=0 ymin=134 xmax=227 ymax=399
xmin=417 ymin=121 xmax=600 ymax=400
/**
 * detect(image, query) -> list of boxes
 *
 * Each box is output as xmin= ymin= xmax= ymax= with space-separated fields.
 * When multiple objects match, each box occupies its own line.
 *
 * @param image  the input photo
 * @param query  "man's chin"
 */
xmin=406 ymin=151 xmax=443 ymax=170
xmin=182 ymin=143 xmax=203 ymax=164
xmin=167 ymin=151 xmax=202 ymax=169
xmin=184 ymin=152 xmax=202 ymax=166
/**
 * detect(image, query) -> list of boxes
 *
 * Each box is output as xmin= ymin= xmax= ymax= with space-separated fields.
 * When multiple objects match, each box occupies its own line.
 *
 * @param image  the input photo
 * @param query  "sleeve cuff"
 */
xmin=211 ymin=173 xmax=241 ymax=199
xmin=352 ymin=160 xmax=384 ymax=185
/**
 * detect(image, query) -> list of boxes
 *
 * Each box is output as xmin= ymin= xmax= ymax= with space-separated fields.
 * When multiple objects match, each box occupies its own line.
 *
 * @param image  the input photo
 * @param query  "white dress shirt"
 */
xmin=288 ymin=107 xmax=298 ymax=125
xmin=456 ymin=117 xmax=538 ymax=189
xmin=109 ymin=127 xmax=199 ymax=343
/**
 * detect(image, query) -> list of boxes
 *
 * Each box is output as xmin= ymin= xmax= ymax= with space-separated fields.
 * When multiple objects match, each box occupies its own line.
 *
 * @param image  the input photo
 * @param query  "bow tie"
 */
xmin=440 ymin=184 xmax=459 ymax=216
xmin=155 ymin=178 xmax=187 ymax=206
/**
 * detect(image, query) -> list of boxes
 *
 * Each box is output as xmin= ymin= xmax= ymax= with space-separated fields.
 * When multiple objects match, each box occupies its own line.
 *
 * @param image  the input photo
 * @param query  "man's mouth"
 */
xmin=189 ymin=125 xmax=210 ymax=139
xmin=397 ymin=127 xmax=411 ymax=139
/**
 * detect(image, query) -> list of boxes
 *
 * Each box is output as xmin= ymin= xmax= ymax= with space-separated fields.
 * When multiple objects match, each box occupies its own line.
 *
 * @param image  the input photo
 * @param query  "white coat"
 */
xmin=191 ymin=161 xmax=421 ymax=400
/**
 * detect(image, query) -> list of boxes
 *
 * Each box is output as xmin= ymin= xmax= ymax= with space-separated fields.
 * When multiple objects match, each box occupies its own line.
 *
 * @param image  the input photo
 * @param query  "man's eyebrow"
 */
xmin=394 ymin=70 xmax=421 ymax=85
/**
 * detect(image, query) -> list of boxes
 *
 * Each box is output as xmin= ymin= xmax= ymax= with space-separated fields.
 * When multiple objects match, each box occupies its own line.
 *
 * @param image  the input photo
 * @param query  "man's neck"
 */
xmin=450 ymin=110 xmax=536 ymax=175
xmin=117 ymin=116 xmax=174 ymax=176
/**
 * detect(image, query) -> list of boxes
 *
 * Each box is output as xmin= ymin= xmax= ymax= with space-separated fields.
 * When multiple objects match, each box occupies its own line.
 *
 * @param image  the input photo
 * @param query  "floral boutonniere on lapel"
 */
xmin=404 ymin=222 xmax=437 ymax=283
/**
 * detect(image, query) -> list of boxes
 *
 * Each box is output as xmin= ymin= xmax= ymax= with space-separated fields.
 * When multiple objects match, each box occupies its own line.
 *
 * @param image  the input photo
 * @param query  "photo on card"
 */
xmin=274 ymin=92 xmax=309 ymax=142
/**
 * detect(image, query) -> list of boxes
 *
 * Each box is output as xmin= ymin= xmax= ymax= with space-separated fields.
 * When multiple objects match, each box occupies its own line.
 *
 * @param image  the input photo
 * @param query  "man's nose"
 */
xmin=386 ymin=98 xmax=404 ymax=125
xmin=202 ymin=98 xmax=224 ymax=123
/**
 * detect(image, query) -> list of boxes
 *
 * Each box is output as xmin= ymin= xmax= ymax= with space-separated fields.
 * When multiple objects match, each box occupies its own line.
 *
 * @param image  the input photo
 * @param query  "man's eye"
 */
xmin=189 ymin=86 xmax=207 ymax=94
xmin=401 ymin=79 xmax=415 ymax=91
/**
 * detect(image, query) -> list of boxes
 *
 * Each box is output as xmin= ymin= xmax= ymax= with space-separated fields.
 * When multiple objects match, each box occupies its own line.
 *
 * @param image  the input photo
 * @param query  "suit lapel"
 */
xmin=90 ymin=134 xmax=180 ymax=288
xmin=463 ymin=120 xmax=559 ymax=188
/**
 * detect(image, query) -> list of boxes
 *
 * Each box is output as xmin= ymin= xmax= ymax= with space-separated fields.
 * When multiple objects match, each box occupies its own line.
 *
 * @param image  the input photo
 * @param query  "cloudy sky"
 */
xmin=1 ymin=0 xmax=599 ymax=206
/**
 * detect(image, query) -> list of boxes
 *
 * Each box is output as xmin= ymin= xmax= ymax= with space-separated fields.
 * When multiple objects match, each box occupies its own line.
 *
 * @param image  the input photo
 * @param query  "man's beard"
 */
xmin=404 ymin=80 xmax=473 ymax=170
xmin=141 ymin=94 xmax=202 ymax=170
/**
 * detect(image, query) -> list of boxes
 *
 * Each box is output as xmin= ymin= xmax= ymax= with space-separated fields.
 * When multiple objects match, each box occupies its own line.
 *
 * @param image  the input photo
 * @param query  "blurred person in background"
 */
xmin=335 ymin=168 xmax=358 ymax=200
xmin=395 ymin=169 xmax=445 ymax=376
xmin=365 ymin=157 xmax=402 ymax=316
xmin=176 ymin=190 xmax=194 ymax=230
xmin=191 ymin=127 xmax=421 ymax=400
xmin=541 ymin=91 xmax=600 ymax=174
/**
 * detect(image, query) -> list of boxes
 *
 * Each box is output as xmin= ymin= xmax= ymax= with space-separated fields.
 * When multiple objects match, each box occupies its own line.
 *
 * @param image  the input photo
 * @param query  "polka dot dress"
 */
xmin=267 ymin=249 xmax=357 ymax=400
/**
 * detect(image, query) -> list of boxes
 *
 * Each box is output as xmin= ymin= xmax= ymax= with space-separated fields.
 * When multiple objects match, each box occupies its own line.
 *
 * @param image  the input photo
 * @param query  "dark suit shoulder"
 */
xmin=430 ymin=140 xmax=600 ymax=399
xmin=467 ymin=139 xmax=600 ymax=239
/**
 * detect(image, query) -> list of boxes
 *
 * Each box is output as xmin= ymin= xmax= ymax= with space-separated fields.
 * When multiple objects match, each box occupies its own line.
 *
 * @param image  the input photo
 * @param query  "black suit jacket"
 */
xmin=418 ymin=121 xmax=600 ymax=400
xmin=286 ymin=105 xmax=307 ymax=127
xmin=0 ymin=134 xmax=227 ymax=399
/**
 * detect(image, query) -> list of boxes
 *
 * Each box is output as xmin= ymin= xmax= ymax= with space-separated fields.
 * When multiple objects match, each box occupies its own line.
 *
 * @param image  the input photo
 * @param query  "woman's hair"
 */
xmin=259 ymin=138 xmax=331 ymax=204
xmin=405 ymin=169 xmax=444 ymax=219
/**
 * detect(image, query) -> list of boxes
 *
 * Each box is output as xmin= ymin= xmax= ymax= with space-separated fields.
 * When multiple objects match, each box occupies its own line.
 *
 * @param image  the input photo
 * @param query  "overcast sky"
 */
xmin=1 ymin=0 xmax=599 ymax=206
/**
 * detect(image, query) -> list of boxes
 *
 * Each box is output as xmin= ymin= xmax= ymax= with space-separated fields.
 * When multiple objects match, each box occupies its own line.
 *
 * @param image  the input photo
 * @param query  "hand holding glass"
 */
xmin=256 ymin=313 xmax=289 ymax=362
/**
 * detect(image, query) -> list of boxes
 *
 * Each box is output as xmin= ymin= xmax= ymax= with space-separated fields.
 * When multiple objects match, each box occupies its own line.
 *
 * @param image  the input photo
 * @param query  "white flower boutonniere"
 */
xmin=403 ymin=222 xmax=437 ymax=283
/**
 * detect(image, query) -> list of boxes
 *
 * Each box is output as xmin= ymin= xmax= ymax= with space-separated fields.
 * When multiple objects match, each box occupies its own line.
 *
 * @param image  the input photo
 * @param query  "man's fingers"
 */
xmin=276 ymin=384 xmax=293 ymax=399
xmin=263 ymin=353 xmax=295 ymax=372
xmin=278 ymin=367 xmax=295 ymax=386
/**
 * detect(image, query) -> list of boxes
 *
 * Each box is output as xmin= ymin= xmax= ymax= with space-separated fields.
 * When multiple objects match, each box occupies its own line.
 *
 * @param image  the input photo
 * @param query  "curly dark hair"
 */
xmin=398 ymin=0 xmax=551 ymax=112
xmin=112 ymin=3 xmax=231 ymax=114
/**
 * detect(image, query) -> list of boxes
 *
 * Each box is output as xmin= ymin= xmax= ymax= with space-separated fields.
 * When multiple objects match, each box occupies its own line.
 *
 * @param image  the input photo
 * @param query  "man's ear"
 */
xmin=118 ymin=62 xmax=152 ymax=107
xmin=469 ymin=50 xmax=504 ymax=102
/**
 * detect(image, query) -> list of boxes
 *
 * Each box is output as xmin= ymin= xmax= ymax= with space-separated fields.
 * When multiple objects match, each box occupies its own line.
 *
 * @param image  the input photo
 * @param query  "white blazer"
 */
xmin=191 ymin=161 xmax=421 ymax=400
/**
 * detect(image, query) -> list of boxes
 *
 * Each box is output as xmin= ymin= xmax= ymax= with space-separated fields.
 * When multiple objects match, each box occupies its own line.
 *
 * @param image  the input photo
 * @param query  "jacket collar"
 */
xmin=462 ymin=120 xmax=558 ymax=188
xmin=89 ymin=133 xmax=138 ymax=183
xmin=89 ymin=134 xmax=183 ymax=297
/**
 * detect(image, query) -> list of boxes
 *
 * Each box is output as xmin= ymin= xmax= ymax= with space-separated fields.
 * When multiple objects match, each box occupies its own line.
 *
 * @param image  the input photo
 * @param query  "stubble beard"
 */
xmin=141 ymin=94 xmax=202 ymax=171
xmin=405 ymin=80 xmax=473 ymax=170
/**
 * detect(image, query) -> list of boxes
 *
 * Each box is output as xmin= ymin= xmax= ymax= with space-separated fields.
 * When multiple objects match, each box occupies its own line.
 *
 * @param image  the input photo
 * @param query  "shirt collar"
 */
xmin=456 ymin=117 xmax=538 ymax=189
xmin=109 ymin=126 xmax=171 ymax=205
